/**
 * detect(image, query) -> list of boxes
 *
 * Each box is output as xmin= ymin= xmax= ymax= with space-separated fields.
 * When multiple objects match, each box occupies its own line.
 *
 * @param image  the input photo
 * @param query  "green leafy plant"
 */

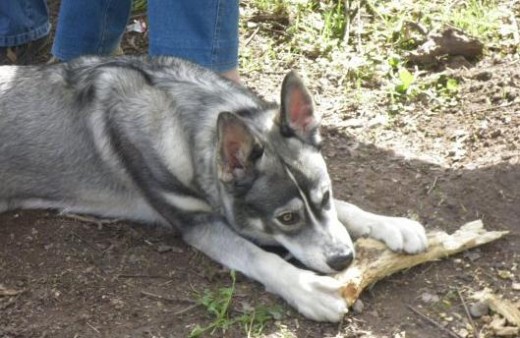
xmin=190 ymin=271 xmax=237 ymax=337
xmin=190 ymin=271 xmax=283 ymax=337
xmin=436 ymin=75 xmax=460 ymax=97
xmin=394 ymin=68 xmax=415 ymax=96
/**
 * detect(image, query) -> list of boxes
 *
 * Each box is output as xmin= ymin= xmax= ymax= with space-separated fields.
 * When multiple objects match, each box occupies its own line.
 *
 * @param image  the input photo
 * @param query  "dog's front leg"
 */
xmin=182 ymin=217 xmax=348 ymax=322
xmin=334 ymin=199 xmax=428 ymax=253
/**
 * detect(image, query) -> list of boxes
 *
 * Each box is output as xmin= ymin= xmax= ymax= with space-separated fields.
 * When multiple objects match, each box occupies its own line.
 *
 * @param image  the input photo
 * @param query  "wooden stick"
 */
xmin=0 ymin=285 xmax=24 ymax=297
xmin=406 ymin=304 xmax=461 ymax=338
xmin=457 ymin=288 xmax=480 ymax=338
xmin=335 ymin=220 xmax=508 ymax=306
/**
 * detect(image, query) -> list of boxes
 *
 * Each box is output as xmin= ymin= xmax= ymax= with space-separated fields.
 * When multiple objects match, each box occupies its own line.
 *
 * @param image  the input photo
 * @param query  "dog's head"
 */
xmin=216 ymin=71 xmax=355 ymax=273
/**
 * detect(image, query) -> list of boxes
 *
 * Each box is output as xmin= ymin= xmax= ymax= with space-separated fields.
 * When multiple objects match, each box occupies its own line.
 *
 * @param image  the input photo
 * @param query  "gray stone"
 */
xmin=469 ymin=301 xmax=489 ymax=318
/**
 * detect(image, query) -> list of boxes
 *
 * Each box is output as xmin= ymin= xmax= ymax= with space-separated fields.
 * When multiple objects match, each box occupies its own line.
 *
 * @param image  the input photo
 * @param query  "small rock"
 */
xmin=420 ymin=292 xmax=440 ymax=304
xmin=463 ymin=249 xmax=481 ymax=262
xmin=344 ymin=118 xmax=364 ymax=128
xmin=353 ymin=299 xmax=364 ymax=314
xmin=157 ymin=245 xmax=172 ymax=253
xmin=157 ymin=244 xmax=183 ymax=254
xmin=497 ymin=270 xmax=513 ymax=280
xmin=469 ymin=301 xmax=489 ymax=318
xmin=457 ymin=328 xmax=469 ymax=338
xmin=475 ymin=71 xmax=492 ymax=81
xmin=490 ymin=129 xmax=502 ymax=138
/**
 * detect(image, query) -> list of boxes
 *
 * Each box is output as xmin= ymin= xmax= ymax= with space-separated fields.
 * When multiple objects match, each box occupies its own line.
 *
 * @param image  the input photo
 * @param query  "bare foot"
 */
xmin=221 ymin=68 xmax=240 ymax=83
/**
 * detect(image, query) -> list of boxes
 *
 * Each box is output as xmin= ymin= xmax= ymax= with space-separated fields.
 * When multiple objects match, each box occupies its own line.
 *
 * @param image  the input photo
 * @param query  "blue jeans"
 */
xmin=0 ymin=0 xmax=50 ymax=47
xmin=52 ymin=0 xmax=239 ymax=72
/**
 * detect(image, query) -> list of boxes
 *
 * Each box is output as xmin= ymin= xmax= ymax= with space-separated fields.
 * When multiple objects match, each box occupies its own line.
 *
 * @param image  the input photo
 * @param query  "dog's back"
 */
xmin=0 ymin=56 xmax=267 ymax=219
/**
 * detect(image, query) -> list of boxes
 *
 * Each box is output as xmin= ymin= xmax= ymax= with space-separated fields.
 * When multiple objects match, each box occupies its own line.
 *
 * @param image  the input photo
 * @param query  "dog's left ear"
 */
xmin=217 ymin=112 xmax=263 ymax=185
xmin=280 ymin=71 xmax=321 ymax=146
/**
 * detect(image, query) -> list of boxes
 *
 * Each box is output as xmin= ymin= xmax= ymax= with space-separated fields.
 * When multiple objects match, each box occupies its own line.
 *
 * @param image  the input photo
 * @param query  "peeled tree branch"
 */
xmin=335 ymin=220 xmax=508 ymax=306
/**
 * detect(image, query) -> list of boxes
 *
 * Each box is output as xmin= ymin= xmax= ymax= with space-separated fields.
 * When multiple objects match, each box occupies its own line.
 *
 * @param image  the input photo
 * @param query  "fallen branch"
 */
xmin=336 ymin=220 xmax=508 ymax=306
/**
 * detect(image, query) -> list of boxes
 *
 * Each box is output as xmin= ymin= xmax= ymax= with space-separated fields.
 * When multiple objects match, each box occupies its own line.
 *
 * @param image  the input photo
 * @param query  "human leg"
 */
xmin=0 ymin=0 xmax=50 ymax=64
xmin=148 ymin=0 xmax=239 ymax=75
xmin=51 ymin=0 xmax=131 ymax=61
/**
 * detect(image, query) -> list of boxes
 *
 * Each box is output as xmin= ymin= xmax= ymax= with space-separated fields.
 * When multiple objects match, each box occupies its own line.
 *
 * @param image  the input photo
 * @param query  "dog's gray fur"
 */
xmin=0 ymin=56 xmax=427 ymax=322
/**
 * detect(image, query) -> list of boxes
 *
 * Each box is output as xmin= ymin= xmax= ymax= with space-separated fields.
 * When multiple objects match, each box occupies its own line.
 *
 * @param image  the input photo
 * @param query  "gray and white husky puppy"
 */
xmin=0 ymin=56 xmax=427 ymax=322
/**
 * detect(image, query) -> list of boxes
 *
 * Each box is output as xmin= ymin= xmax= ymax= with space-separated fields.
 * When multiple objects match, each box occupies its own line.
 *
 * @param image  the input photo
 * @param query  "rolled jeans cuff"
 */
xmin=0 ymin=21 xmax=50 ymax=47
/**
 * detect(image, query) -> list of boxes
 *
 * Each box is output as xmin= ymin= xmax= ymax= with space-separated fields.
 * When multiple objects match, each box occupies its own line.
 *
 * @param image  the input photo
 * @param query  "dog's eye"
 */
xmin=277 ymin=212 xmax=300 ymax=226
xmin=321 ymin=190 xmax=331 ymax=208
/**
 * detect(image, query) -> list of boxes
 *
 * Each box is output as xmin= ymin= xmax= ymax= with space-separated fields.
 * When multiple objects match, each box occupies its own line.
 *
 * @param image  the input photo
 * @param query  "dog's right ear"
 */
xmin=217 ymin=112 xmax=263 ymax=185
xmin=279 ymin=71 xmax=321 ymax=147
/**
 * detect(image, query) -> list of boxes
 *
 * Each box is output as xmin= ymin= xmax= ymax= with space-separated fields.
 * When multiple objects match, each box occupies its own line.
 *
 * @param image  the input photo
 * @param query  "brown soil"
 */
xmin=1 ymin=1 xmax=519 ymax=337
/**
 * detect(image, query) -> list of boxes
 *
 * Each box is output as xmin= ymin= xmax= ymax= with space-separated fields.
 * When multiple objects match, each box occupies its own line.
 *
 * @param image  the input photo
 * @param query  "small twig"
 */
xmin=456 ymin=288 xmax=479 ymax=338
xmin=427 ymin=176 xmax=439 ymax=195
xmin=86 ymin=322 xmax=101 ymax=335
xmin=174 ymin=303 xmax=201 ymax=316
xmin=117 ymin=274 xmax=171 ymax=279
xmin=407 ymin=304 xmax=461 ymax=338
xmin=245 ymin=26 xmax=260 ymax=47
xmin=140 ymin=290 xmax=197 ymax=304
xmin=62 ymin=213 xmax=120 ymax=228
xmin=356 ymin=2 xmax=363 ymax=53
xmin=471 ymin=101 xmax=520 ymax=114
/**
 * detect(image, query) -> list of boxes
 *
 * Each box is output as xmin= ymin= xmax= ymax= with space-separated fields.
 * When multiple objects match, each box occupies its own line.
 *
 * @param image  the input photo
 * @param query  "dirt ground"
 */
xmin=1 ymin=1 xmax=519 ymax=337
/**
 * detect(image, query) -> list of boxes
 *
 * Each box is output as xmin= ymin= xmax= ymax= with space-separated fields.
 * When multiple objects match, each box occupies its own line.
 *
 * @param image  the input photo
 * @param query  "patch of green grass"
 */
xmin=447 ymin=0 xmax=504 ymax=41
xmin=253 ymin=0 xmax=287 ymax=14
xmin=321 ymin=0 xmax=347 ymax=42
xmin=132 ymin=0 xmax=147 ymax=14
xmin=190 ymin=271 xmax=283 ymax=338
xmin=243 ymin=0 xmax=511 ymax=115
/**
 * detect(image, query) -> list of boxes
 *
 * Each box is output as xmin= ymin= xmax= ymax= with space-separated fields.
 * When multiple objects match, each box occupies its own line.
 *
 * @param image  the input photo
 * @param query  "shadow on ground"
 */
xmin=1 ymin=127 xmax=518 ymax=337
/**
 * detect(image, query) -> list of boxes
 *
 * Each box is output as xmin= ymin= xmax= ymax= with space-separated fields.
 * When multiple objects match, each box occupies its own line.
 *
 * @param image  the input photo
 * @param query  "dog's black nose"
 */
xmin=327 ymin=251 xmax=354 ymax=271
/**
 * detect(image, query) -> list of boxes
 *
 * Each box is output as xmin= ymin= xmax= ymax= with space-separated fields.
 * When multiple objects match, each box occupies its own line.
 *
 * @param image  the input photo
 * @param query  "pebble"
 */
xmin=353 ymin=299 xmax=364 ymax=314
xmin=475 ymin=71 xmax=492 ymax=81
xmin=463 ymin=249 xmax=481 ymax=262
xmin=157 ymin=245 xmax=173 ymax=253
xmin=420 ymin=292 xmax=440 ymax=304
xmin=497 ymin=270 xmax=513 ymax=279
xmin=457 ymin=328 xmax=469 ymax=338
xmin=157 ymin=245 xmax=183 ymax=254
xmin=469 ymin=301 xmax=489 ymax=318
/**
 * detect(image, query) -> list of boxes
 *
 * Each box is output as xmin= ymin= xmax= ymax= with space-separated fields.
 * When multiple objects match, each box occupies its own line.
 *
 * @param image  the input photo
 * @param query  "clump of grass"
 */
xmin=447 ymin=0 xmax=504 ymax=41
xmin=132 ymin=0 xmax=147 ymax=14
xmin=190 ymin=271 xmax=283 ymax=337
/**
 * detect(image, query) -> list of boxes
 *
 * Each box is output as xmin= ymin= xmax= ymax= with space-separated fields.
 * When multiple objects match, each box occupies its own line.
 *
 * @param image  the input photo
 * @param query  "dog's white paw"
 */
xmin=370 ymin=216 xmax=428 ymax=254
xmin=275 ymin=269 xmax=348 ymax=322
